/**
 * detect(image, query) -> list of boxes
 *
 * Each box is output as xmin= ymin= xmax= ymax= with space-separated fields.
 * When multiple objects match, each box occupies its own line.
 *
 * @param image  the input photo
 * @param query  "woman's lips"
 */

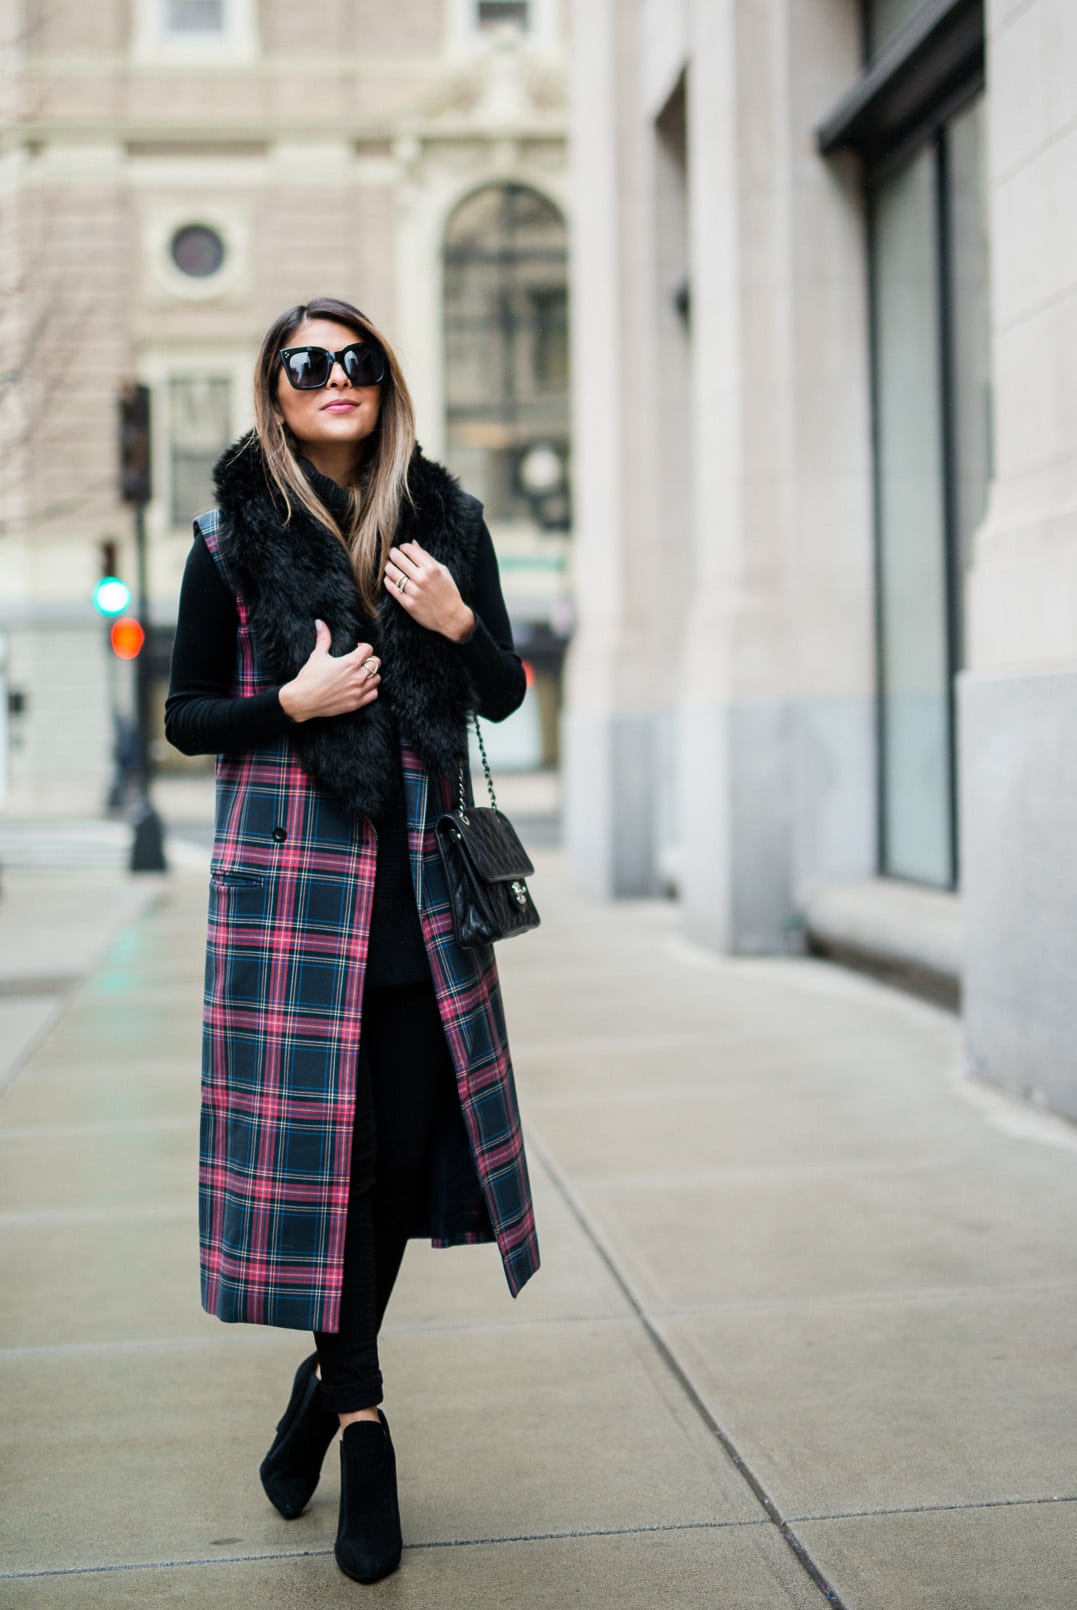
xmin=321 ymin=401 xmax=357 ymax=413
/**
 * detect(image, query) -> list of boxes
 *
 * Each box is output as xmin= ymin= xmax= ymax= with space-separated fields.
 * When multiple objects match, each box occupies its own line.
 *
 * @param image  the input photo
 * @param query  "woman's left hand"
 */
xmin=385 ymin=540 xmax=476 ymax=642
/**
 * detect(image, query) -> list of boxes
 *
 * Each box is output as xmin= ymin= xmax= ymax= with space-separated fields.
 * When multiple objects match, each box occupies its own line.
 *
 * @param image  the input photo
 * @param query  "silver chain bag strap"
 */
xmin=434 ymin=714 xmax=541 ymax=948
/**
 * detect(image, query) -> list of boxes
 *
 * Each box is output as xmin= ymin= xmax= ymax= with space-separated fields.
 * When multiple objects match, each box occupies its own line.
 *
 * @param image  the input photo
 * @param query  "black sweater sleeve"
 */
xmin=454 ymin=518 xmax=527 ymax=723
xmin=164 ymin=535 xmax=294 ymax=757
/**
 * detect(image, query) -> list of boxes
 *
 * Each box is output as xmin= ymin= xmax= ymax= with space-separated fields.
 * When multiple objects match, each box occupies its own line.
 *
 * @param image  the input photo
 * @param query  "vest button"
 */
xmin=272 ymin=826 xmax=287 ymax=843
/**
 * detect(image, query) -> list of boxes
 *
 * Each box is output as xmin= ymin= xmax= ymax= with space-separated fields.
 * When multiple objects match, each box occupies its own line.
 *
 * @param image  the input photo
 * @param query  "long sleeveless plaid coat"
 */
xmin=191 ymin=439 xmax=539 ymax=1332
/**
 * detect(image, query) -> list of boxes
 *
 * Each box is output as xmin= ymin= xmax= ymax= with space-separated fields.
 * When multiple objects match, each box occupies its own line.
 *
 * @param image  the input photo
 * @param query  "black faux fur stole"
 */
xmin=211 ymin=431 xmax=481 ymax=820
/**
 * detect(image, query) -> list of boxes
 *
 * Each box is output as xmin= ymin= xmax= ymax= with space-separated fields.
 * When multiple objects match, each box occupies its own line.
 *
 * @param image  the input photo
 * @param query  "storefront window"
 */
xmin=874 ymin=146 xmax=950 ymax=884
xmin=870 ymin=90 xmax=991 ymax=886
xmin=948 ymin=96 xmax=992 ymax=570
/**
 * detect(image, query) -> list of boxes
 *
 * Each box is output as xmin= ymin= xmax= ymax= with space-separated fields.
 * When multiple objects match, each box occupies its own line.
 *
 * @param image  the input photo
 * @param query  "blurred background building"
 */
xmin=0 ymin=0 xmax=570 ymax=811
xmin=565 ymin=0 xmax=1077 ymax=1121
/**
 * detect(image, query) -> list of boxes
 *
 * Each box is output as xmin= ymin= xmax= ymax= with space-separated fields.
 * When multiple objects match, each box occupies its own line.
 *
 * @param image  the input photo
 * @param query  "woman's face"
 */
xmin=274 ymin=317 xmax=383 ymax=464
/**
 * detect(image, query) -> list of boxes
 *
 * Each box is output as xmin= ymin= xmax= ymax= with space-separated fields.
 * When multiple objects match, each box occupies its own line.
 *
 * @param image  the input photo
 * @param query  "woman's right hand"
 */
xmin=278 ymin=620 xmax=381 ymax=723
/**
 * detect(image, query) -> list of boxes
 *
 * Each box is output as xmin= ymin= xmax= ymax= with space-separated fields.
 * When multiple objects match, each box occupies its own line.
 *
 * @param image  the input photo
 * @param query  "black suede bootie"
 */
xmin=259 ymin=1353 xmax=340 ymax=1519
xmin=334 ymin=1412 xmax=403 ymax=1584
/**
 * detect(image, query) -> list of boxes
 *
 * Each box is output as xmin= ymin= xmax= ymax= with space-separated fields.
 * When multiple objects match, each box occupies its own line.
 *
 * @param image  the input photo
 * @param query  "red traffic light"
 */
xmin=110 ymin=617 xmax=145 ymax=660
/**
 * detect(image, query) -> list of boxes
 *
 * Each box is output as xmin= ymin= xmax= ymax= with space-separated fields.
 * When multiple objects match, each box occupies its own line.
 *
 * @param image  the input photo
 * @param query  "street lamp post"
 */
xmin=518 ymin=442 xmax=571 ymax=530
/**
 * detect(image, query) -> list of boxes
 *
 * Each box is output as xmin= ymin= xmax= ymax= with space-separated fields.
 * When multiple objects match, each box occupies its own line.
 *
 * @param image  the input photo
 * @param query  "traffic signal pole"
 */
xmin=129 ymin=497 xmax=166 ymax=872
xmin=118 ymin=382 xmax=166 ymax=874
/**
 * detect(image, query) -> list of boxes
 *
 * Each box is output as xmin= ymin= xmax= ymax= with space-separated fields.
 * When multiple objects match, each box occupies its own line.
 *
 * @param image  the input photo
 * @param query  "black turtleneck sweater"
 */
xmin=165 ymin=469 xmax=525 ymax=986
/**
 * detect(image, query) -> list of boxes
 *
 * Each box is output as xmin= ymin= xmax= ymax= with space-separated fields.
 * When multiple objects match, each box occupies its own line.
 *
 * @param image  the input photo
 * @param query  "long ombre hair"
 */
xmin=252 ymin=297 xmax=416 ymax=615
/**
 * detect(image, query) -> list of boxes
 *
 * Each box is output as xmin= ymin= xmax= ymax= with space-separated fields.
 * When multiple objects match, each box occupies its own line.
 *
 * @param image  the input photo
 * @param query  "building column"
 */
xmin=562 ymin=0 xmax=666 ymax=896
xmin=564 ymin=0 xmax=873 ymax=925
xmin=959 ymin=0 xmax=1077 ymax=1118
xmin=676 ymin=0 xmax=873 ymax=953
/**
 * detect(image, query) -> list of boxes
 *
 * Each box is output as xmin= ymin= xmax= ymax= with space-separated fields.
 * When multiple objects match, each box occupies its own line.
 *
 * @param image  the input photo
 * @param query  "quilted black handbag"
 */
xmin=435 ymin=716 xmax=541 ymax=949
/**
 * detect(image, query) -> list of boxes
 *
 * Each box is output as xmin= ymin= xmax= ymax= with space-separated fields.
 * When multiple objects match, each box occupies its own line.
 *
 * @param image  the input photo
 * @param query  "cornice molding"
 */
xmin=11 ymin=118 xmax=567 ymax=146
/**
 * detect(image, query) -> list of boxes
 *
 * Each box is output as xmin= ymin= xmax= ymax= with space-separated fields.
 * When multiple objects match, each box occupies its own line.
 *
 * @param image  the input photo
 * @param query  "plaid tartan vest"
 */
xmin=195 ymin=510 xmax=539 ymax=1332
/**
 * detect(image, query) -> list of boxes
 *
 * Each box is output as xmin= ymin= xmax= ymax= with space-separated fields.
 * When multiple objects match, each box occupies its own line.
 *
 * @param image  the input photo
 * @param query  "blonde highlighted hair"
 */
xmin=252 ymin=297 xmax=416 ymax=615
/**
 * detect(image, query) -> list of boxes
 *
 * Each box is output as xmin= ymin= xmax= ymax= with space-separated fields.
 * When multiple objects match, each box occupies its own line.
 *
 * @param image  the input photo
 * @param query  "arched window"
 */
xmin=443 ymin=183 xmax=570 ymax=529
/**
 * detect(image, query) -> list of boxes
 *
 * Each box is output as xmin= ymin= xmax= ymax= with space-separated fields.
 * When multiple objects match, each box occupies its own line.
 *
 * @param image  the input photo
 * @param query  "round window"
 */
xmin=170 ymin=223 xmax=226 ymax=279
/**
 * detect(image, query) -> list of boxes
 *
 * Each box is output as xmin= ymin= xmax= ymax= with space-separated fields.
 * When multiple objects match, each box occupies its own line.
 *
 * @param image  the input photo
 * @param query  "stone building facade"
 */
xmin=564 ymin=0 xmax=1077 ymax=1120
xmin=0 ymin=0 xmax=569 ymax=811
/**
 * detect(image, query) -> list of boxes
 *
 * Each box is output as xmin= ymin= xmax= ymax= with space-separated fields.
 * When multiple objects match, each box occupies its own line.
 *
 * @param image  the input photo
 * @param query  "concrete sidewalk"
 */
xmin=1 ymin=840 xmax=1075 ymax=1608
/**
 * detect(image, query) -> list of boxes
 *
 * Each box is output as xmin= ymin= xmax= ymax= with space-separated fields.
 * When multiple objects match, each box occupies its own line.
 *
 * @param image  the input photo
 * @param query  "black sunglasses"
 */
xmin=278 ymin=341 xmax=386 ymax=391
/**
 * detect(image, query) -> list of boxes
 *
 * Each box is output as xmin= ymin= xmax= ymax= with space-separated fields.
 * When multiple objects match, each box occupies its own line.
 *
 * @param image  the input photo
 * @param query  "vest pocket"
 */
xmin=209 ymin=869 xmax=267 ymax=919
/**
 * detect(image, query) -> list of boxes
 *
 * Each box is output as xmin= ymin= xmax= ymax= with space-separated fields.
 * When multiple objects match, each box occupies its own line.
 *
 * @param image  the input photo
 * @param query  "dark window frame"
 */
xmin=866 ymin=106 xmax=978 ymax=888
xmin=820 ymin=1 xmax=985 ymax=890
xmin=818 ymin=0 xmax=983 ymax=165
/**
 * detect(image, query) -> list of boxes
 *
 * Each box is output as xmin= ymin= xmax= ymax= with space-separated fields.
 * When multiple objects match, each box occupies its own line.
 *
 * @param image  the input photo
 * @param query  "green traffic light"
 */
xmin=94 ymin=576 xmax=131 ymax=616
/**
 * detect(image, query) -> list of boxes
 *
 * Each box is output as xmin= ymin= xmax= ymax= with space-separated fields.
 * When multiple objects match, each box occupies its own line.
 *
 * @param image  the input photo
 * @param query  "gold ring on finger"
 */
xmin=397 ymin=574 xmax=408 ymax=593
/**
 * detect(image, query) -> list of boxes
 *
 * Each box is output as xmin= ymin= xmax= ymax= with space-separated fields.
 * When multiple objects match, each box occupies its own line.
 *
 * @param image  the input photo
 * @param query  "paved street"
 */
xmin=1 ymin=800 xmax=1075 ymax=1608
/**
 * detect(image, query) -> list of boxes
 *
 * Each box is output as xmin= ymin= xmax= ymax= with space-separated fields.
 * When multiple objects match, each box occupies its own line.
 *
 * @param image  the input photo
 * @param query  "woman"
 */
xmin=165 ymin=296 xmax=540 ymax=1586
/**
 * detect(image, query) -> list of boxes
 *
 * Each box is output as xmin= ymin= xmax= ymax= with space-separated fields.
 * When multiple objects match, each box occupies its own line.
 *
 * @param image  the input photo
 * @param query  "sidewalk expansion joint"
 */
xmin=0 ymin=1519 xmax=771 ymax=1582
xmin=530 ymin=1132 xmax=850 ymax=1609
xmin=788 ymin=1493 xmax=1077 ymax=1524
xmin=0 ymin=1310 xmax=634 ymax=1363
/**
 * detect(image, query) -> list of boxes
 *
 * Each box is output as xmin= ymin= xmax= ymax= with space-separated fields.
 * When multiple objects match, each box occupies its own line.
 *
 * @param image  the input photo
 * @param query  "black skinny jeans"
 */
xmin=314 ymin=981 xmax=459 ymax=1414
